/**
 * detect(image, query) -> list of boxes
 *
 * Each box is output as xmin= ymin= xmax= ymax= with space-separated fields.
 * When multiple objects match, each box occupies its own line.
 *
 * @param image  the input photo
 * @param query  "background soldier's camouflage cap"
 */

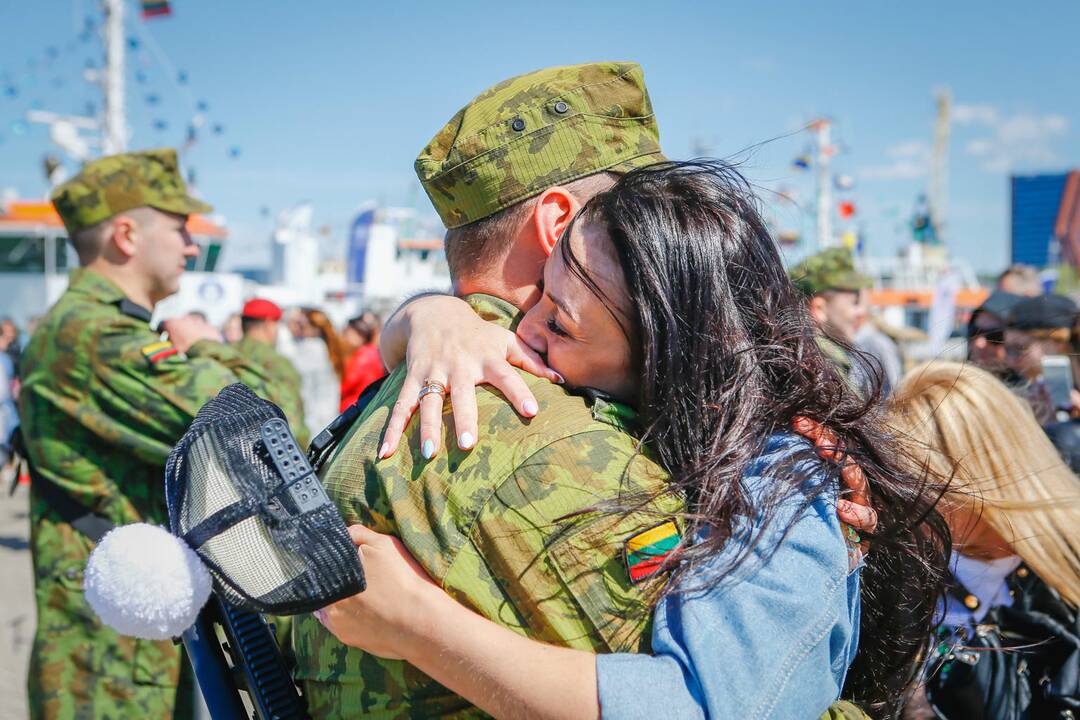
xmin=415 ymin=61 xmax=666 ymax=229
xmin=789 ymin=247 xmax=873 ymax=296
xmin=51 ymin=148 xmax=212 ymax=235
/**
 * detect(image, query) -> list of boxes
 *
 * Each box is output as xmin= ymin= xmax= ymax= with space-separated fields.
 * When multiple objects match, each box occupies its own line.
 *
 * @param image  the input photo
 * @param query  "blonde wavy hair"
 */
xmin=891 ymin=361 xmax=1080 ymax=607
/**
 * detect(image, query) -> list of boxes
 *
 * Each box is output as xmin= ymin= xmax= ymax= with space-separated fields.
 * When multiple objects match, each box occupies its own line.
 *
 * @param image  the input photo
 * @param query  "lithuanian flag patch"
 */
xmin=624 ymin=520 xmax=680 ymax=583
xmin=141 ymin=340 xmax=178 ymax=364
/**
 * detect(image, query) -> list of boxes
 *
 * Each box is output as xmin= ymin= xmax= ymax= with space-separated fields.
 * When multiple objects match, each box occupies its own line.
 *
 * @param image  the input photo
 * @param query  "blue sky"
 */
xmin=1 ymin=0 xmax=1077 ymax=273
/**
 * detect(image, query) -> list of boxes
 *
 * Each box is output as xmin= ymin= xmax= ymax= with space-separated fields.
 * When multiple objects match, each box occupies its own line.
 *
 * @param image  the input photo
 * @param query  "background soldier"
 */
xmin=237 ymin=297 xmax=309 ymax=447
xmin=18 ymin=149 xmax=272 ymax=719
xmin=790 ymin=247 xmax=873 ymax=383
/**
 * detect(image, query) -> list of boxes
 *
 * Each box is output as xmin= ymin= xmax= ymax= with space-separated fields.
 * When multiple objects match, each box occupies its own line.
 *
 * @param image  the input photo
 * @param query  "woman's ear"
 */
xmin=530 ymin=186 xmax=581 ymax=257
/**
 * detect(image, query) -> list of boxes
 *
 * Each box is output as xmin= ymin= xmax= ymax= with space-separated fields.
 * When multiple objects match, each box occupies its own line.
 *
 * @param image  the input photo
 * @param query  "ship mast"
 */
xmin=26 ymin=0 xmax=128 ymax=167
xmin=101 ymin=0 xmax=128 ymax=154
xmin=927 ymin=88 xmax=951 ymax=245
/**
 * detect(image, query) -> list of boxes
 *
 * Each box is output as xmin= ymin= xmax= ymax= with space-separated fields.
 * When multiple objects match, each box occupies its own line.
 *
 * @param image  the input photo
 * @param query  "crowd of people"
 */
xmin=202 ymin=302 xmax=385 ymax=441
xmin=5 ymin=60 xmax=1080 ymax=720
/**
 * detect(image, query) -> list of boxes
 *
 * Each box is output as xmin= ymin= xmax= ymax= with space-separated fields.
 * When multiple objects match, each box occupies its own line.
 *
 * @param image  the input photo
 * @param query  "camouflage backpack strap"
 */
xmin=820 ymin=700 xmax=872 ymax=720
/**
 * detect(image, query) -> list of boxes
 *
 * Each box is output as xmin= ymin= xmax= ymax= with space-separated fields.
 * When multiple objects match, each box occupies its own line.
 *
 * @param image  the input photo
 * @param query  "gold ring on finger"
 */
xmin=417 ymin=380 xmax=448 ymax=402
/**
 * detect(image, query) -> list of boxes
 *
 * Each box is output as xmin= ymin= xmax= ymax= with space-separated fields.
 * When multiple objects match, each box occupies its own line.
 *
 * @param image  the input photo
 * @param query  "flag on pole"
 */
xmin=347 ymin=207 xmax=377 ymax=287
xmin=141 ymin=1 xmax=171 ymax=19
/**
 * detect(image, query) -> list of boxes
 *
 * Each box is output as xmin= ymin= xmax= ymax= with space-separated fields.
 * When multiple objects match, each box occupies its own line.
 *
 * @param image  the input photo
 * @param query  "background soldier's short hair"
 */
xmin=68 ymin=207 xmax=159 ymax=266
xmin=240 ymin=316 xmax=268 ymax=334
xmin=443 ymin=172 xmax=617 ymax=279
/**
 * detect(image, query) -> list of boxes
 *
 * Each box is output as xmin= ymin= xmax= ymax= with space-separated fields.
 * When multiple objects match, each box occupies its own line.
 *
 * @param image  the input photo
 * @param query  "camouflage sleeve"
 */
xmin=88 ymin=323 xmax=272 ymax=466
xmin=187 ymin=339 xmax=275 ymax=395
xmin=465 ymin=432 xmax=677 ymax=654
xmin=264 ymin=353 xmax=309 ymax=448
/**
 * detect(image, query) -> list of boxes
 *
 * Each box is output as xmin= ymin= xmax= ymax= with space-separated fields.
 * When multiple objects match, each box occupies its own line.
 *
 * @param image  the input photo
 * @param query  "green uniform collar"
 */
xmin=67 ymin=267 xmax=127 ymax=304
xmin=462 ymin=293 xmax=522 ymax=330
xmin=67 ymin=268 xmax=154 ymax=322
xmin=461 ymin=292 xmax=640 ymax=431
xmin=816 ymin=334 xmax=853 ymax=372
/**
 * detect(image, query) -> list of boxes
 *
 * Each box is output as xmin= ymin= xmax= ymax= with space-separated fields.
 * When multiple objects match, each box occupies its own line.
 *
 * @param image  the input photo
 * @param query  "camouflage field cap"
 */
xmin=51 ymin=148 xmax=212 ymax=235
xmin=789 ymin=247 xmax=873 ymax=296
xmin=416 ymin=61 xmax=666 ymax=229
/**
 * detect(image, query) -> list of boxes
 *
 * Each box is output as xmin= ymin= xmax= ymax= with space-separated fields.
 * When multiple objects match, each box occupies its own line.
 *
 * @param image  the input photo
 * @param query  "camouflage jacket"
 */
xmin=19 ymin=267 xmax=273 ymax=542
xmin=234 ymin=336 xmax=309 ymax=448
xmin=817 ymin=334 xmax=854 ymax=379
xmin=18 ymin=268 xmax=273 ymax=709
xmin=293 ymin=294 xmax=681 ymax=719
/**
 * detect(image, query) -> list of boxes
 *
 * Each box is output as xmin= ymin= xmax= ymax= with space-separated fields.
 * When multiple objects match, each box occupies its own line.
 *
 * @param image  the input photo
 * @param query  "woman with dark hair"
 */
xmin=316 ymin=161 xmax=949 ymax=717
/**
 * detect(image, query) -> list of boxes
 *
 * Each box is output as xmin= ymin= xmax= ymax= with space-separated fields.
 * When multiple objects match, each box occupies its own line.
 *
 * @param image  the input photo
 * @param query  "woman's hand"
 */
xmin=792 ymin=416 xmax=877 ymax=556
xmin=313 ymin=525 xmax=441 ymax=660
xmin=378 ymin=295 xmax=562 ymax=459
xmin=316 ymin=526 xmax=600 ymax=719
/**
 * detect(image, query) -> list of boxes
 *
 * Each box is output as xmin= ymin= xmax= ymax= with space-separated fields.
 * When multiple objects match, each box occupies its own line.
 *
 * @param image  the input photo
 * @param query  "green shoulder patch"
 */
xmin=141 ymin=340 xmax=178 ymax=364
xmin=624 ymin=520 xmax=680 ymax=584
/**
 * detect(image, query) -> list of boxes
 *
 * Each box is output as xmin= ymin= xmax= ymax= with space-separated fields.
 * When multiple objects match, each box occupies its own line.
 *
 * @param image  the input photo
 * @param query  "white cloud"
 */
xmin=954 ymin=103 xmax=1069 ymax=172
xmin=953 ymin=103 xmax=999 ymax=126
xmin=859 ymin=139 xmax=929 ymax=180
xmin=887 ymin=139 xmax=931 ymax=159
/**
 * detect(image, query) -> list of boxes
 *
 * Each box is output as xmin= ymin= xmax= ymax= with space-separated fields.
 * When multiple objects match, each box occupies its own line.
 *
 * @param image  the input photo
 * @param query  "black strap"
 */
xmin=117 ymin=298 xmax=153 ymax=323
xmin=308 ymin=376 xmax=387 ymax=472
xmin=13 ymin=429 xmax=116 ymax=542
xmin=29 ymin=465 xmax=116 ymax=543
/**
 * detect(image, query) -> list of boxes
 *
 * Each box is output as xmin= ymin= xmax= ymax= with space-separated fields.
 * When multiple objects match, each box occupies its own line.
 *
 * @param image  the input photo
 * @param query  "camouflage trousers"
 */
xmin=28 ymin=517 xmax=195 ymax=720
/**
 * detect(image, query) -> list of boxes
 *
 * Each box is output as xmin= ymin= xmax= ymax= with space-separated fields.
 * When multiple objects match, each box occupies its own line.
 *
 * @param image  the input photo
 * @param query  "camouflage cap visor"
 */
xmin=148 ymin=192 xmax=213 ymax=219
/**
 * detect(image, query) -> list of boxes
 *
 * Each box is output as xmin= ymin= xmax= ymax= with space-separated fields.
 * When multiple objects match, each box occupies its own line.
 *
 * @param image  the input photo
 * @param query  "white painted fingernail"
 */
xmin=523 ymin=400 xmax=539 ymax=416
xmin=379 ymin=443 xmax=390 ymax=458
xmin=459 ymin=432 xmax=475 ymax=449
xmin=422 ymin=439 xmax=435 ymax=459
xmin=551 ymin=371 xmax=565 ymax=384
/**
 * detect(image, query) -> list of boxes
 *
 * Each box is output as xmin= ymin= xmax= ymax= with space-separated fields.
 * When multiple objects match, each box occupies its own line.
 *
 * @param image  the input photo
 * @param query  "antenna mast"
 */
xmin=927 ymin=88 xmax=951 ymax=245
xmin=102 ymin=0 xmax=128 ymax=154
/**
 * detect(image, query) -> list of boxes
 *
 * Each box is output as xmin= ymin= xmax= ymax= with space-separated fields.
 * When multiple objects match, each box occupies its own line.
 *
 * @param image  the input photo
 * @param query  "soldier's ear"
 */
xmin=531 ymin=186 xmax=580 ymax=258
xmin=808 ymin=295 xmax=829 ymax=326
xmin=108 ymin=215 xmax=139 ymax=258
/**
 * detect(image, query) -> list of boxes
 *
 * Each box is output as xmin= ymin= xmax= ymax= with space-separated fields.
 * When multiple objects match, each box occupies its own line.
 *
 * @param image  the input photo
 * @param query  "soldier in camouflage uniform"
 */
xmin=18 ymin=149 xmax=273 ymax=719
xmin=236 ymin=297 xmax=309 ymax=448
xmin=789 ymin=247 xmax=873 ymax=382
xmin=292 ymin=61 xmax=678 ymax=720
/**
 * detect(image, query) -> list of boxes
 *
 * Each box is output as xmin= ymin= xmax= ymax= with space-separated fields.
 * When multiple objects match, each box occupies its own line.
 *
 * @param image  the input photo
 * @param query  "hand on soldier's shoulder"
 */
xmin=161 ymin=316 xmax=223 ymax=353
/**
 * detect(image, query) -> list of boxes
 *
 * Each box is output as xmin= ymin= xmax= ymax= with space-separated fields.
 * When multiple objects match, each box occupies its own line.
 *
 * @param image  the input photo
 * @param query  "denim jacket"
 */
xmin=597 ymin=432 xmax=862 ymax=719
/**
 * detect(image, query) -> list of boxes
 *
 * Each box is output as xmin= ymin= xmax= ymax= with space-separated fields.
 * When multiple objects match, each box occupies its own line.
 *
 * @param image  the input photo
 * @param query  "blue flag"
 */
xmin=347 ymin=208 xmax=376 ymax=287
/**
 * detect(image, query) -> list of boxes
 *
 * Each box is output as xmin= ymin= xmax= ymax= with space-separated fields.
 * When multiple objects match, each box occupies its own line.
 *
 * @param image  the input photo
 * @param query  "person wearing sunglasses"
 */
xmin=967 ymin=290 xmax=1024 ymax=380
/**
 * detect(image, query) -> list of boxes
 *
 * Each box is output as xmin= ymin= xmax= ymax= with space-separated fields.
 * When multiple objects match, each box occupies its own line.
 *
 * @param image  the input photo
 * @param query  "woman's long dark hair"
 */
xmin=563 ymin=160 xmax=950 ymax=714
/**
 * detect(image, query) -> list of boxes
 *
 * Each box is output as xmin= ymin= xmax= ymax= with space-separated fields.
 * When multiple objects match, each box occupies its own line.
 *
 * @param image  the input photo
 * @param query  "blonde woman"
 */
xmin=892 ymin=361 xmax=1080 ymax=719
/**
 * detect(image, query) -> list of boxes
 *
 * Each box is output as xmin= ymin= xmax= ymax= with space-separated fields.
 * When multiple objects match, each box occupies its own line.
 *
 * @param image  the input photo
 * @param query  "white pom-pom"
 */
xmin=84 ymin=523 xmax=212 ymax=640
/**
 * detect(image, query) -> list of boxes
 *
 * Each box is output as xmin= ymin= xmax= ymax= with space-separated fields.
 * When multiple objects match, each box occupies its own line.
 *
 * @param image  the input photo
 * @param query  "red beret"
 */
xmin=241 ymin=298 xmax=282 ymax=321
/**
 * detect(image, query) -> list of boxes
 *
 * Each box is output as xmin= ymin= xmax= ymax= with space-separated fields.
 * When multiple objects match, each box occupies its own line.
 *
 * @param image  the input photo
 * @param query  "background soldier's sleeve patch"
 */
xmin=624 ymin=520 xmax=680 ymax=583
xmin=141 ymin=340 xmax=178 ymax=364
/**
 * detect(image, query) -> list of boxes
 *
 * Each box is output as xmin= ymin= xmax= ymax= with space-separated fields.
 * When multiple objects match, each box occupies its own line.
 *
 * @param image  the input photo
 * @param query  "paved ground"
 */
xmin=0 ymin=485 xmax=33 ymax=720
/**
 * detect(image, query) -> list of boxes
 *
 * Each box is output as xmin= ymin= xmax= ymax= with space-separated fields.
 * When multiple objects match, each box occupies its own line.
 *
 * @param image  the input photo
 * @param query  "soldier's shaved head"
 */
xmin=70 ymin=206 xmax=160 ymax=265
xmin=444 ymin=172 xmax=615 ymax=280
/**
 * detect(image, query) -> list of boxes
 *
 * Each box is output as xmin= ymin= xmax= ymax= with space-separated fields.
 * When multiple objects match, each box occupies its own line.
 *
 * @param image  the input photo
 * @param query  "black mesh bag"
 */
xmin=165 ymin=383 xmax=365 ymax=614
